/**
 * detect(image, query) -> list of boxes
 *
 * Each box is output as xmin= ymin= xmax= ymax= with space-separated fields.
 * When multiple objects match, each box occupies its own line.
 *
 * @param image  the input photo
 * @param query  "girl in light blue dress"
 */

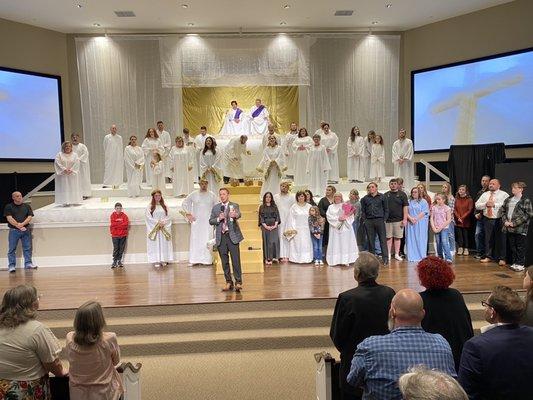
xmin=406 ymin=187 xmax=430 ymax=262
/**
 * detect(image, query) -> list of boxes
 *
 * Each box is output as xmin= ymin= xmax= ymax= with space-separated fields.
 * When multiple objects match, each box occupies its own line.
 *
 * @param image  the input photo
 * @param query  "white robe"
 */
xmin=145 ymin=205 xmax=173 ymax=263
xmin=72 ymin=143 xmax=91 ymax=197
xmin=151 ymin=160 xmax=166 ymax=194
xmin=54 ymin=151 xmax=82 ymax=205
xmin=141 ymin=137 xmax=164 ymax=185
xmin=274 ymin=193 xmax=296 ymax=259
xmin=320 ymin=131 xmax=339 ymax=182
xmin=306 ymin=144 xmax=331 ymax=197
xmin=182 ymin=190 xmax=217 ymax=264
xmin=223 ymin=137 xmax=247 ymax=179
xmin=392 ymin=138 xmax=415 ymax=189
xmin=170 ymin=146 xmax=194 ymax=196
xmin=103 ymin=133 xmax=124 ymax=186
xmin=258 ymin=145 xmax=285 ymax=198
xmin=283 ymin=131 xmax=298 ymax=175
xmin=200 ymin=150 xmax=222 ymax=194
xmin=157 ymin=130 xmax=172 ymax=178
xmin=363 ymin=138 xmax=374 ymax=180
xmin=124 ymin=145 xmax=144 ymax=197
xmin=185 ymin=138 xmax=197 ymax=183
xmin=370 ymin=143 xmax=385 ymax=180
xmin=194 ymin=134 xmax=213 ymax=178
xmin=292 ymin=136 xmax=313 ymax=188
xmin=288 ymin=202 xmax=313 ymax=264
xmin=326 ymin=203 xmax=358 ymax=266
xmin=262 ymin=133 xmax=282 ymax=149
xmin=249 ymin=105 xmax=270 ymax=136
xmin=219 ymin=108 xmax=249 ymax=136
xmin=347 ymin=136 xmax=366 ymax=182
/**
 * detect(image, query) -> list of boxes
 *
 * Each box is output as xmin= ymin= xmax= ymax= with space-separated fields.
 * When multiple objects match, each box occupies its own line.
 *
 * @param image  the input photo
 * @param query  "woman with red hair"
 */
xmin=145 ymin=190 xmax=173 ymax=268
xmin=417 ymin=256 xmax=473 ymax=371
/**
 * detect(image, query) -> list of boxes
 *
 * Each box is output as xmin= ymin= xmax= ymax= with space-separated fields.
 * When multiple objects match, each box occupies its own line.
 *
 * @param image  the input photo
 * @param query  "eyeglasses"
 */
xmin=481 ymin=300 xmax=493 ymax=308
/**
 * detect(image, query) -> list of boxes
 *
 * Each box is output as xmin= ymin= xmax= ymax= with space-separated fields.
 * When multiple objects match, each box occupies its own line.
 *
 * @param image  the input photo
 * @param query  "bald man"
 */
xmin=347 ymin=289 xmax=456 ymax=400
xmin=3 ymin=192 xmax=37 ymax=272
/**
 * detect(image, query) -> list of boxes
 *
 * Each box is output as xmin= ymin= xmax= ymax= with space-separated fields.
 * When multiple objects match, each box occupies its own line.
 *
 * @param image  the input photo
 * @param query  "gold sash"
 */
xmin=148 ymin=224 xmax=172 ymax=241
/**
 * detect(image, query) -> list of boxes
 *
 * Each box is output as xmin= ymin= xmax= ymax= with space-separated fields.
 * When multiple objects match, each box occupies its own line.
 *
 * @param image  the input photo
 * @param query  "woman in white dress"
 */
xmin=369 ymin=135 xmax=385 ymax=182
xmin=199 ymin=137 xmax=222 ymax=194
xmin=124 ymin=135 xmax=145 ymax=197
xmin=287 ymin=191 xmax=313 ymax=264
xmin=326 ymin=193 xmax=358 ymax=266
xmin=292 ymin=128 xmax=313 ymax=189
xmin=306 ymin=134 xmax=331 ymax=197
xmin=347 ymin=126 xmax=366 ymax=182
xmin=170 ymin=136 xmax=194 ymax=197
xmin=145 ymin=190 xmax=173 ymax=268
xmin=364 ymin=130 xmax=376 ymax=181
xmin=141 ymin=128 xmax=163 ymax=186
xmin=258 ymin=135 xmax=285 ymax=198
xmin=54 ymin=141 xmax=82 ymax=206
xmin=150 ymin=152 xmax=166 ymax=194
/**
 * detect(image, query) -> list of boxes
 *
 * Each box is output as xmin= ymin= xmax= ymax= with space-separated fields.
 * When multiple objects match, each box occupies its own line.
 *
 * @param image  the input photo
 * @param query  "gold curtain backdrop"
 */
xmin=182 ymin=86 xmax=299 ymax=136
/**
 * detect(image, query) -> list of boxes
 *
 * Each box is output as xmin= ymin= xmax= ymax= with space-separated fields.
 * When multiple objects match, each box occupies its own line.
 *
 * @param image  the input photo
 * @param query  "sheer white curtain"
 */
xmin=306 ymin=35 xmax=400 ymax=177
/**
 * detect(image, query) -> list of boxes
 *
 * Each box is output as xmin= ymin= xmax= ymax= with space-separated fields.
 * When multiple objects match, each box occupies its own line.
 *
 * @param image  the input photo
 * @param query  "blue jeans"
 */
xmin=475 ymin=218 xmax=485 ymax=255
xmin=8 ymin=228 xmax=33 ymax=270
xmin=435 ymin=228 xmax=452 ymax=261
xmin=311 ymin=234 xmax=323 ymax=261
xmin=448 ymin=221 xmax=455 ymax=252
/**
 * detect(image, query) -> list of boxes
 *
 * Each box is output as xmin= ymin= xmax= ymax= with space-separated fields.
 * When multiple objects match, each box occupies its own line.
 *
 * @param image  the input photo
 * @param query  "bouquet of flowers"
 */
xmin=337 ymin=202 xmax=355 ymax=230
xmin=283 ymin=229 xmax=298 ymax=241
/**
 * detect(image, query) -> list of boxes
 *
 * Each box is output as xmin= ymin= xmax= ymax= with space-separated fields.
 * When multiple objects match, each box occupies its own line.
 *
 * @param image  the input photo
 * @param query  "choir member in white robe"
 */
xmin=150 ymin=152 xmax=166 ymax=194
xmin=392 ymin=128 xmax=415 ymax=188
xmin=71 ymin=133 xmax=91 ymax=198
xmin=199 ymin=137 xmax=223 ymax=194
xmin=169 ymin=136 xmax=194 ymax=197
xmin=363 ymin=130 xmax=376 ymax=181
xmin=314 ymin=121 xmax=326 ymax=137
xmin=274 ymin=182 xmax=295 ymax=261
xmin=283 ymin=122 xmax=298 ymax=176
xmin=258 ymin=136 xmax=285 ymax=198
xmin=156 ymin=121 xmax=172 ymax=179
xmin=183 ymin=128 xmax=198 ymax=183
xmin=141 ymin=128 xmax=164 ymax=186
xmin=124 ymin=135 xmax=144 ymax=197
xmin=54 ymin=141 xmax=82 ymax=206
xmin=369 ymin=135 xmax=386 ymax=182
xmin=182 ymin=179 xmax=217 ymax=265
xmin=145 ymin=190 xmax=173 ymax=267
xmin=194 ymin=127 xmax=212 ymax=179
xmin=223 ymin=135 xmax=249 ymax=180
xmin=306 ymin=135 xmax=331 ymax=197
xmin=320 ymin=123 xmax=339 ymax=183
xmin=261 ymin=124 xmax=282 ymax=148
xmin=103 ymin=125 xmax=124 ymax=187
xmin=287 ymin=192 xmax=313 ymax=264
xmin=326 ymin=193 xmax=358 ymax=266
xmin=219 ymin=100 xmax=249 ymax=136
xmin=292 ymin=128 xmax=313 ymax=188
xmin=249 ymin=99 xmax=270 ymax=136
xmin=347 ymin=126 xmax=366 ymax=182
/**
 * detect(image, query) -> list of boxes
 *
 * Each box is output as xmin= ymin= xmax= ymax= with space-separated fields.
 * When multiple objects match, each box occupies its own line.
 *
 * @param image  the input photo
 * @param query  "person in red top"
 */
xmin=110 ymin=202 xmax=129 ymax=269
xmin=454 ymin=185 xmax=474 ymax=256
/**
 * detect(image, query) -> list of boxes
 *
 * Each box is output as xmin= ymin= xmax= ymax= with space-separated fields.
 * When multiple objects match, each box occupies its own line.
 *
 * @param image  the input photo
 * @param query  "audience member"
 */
xmin=384 ymin=179 xmax=408 ymax=261
xmin=522 ymin=266 xmax=533 ymax=327
xmin=417 ymin=257 xmax=474 ymax=370
xmin=360 ymin=182 xmax=389 ymax=265
xmin=330 ymin=252 xmax=395 ymax=400
xmin=347 ymin=289 xmax=456 ymax=400
xmin=454 ymin=185 xmax=473 ymax=256
xmin=399 ymin=366 xmax=468 ymax=400
xmin=473 ymin=175 xmax=490 ymax=259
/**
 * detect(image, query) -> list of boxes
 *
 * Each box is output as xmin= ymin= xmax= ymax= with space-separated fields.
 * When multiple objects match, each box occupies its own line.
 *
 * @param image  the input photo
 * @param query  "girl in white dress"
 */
xmin=145 ymin=190 xmax=173 ymax=268
xmin=347 ymin=126 xmax=366 ymax=182
xmin=326 ymin=193 xmax=358 ymax=266
xmin=292 ymin=128 xmax=313 ymax=188
xmin=150 ymin=152 xmax=166 ymax=194
xmin=287 ymin=191 xmax=313 ymax=264
xmin=54 ymin=141 xmax=82 ymax=206
xmin=258 ymin=135 xmax=285 ymax=198
xmin=370 ymin=135 xmax=385 ymax=183
xmin=364 ymin=130 xmax=376 ymax=181
xmin=141 ymin=128 xmax=163 ymax=186
xmin=170 ymin=136 xmax=194 ymax=197
xmin=124 ymin=135 xmax=145 ymax=197
xmin=199 ymin=137 xmax=222 ymax=194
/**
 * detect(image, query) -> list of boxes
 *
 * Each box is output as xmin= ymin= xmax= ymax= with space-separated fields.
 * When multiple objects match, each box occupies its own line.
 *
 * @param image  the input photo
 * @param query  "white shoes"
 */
xmin=394 ymin=254 xmax=403 ymax=261
xmin=463 ymin=249 xmax=469 ymax=256
xmin=509 ymin=264 xmax=525 ymax=272
xmin=154 ymin=263 xmax=161 ymax=268
xmin=314 ymin=260 xmax=320 ymax=266
xmin=457 ymin=247 xmax=463 ymax=255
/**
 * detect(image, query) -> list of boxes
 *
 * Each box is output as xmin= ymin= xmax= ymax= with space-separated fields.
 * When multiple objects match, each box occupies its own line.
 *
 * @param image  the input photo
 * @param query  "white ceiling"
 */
xmin=0 ymin=0 xmax=514 ymax=34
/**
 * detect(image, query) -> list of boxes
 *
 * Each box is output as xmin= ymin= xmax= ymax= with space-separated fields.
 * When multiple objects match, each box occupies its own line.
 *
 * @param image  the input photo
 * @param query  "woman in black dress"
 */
xmin=258 ymin=192 xmax=281 ymax=265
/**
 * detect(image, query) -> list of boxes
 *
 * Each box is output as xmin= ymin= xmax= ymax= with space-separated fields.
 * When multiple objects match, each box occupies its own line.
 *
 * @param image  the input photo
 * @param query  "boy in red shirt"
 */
xmin=110 ymin=202 xmax=129 ymax=268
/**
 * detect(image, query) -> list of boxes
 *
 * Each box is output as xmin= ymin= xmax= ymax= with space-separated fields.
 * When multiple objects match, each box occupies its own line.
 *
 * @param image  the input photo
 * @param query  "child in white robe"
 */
xmin=370 ymin=135 xmax=385 ymax=182
xmin=150 ymin=152 xmax=166 ymax=194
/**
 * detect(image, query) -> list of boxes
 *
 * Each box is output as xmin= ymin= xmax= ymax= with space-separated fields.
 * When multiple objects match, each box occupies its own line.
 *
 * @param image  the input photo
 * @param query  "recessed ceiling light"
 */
xmin=372 ymin=21 xmax=379 ymax=25
xmin=187 ymin=22 xmax=194 ymax=26
xmin=181 ymin=4 xmax=189 ymax=8
xmin=93 ymin=23 xmax=101 ymax=27
xmin=283 ymin=4 xmax=290 ymax=9
xmin=280 ymin=21 xmax=287 ymax=26
xmin=76 ymin=4 xmax=83 ymax=8
xmin=386 ymin=3 xmax=392 ymax=8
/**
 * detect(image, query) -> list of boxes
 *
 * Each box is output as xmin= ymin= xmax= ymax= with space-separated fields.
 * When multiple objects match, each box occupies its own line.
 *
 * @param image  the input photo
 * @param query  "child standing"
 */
xmin=431 ymin=193 xmax=452 ymax=262
xmin=309 ymin=205 xmax=325 ymax=266
xmin=150 ymin=152 xmax=166 ymax=194
xmin=369 ymin=135 xmax=385 ymax=182
xmin=110 ymin=202 xmax=129 ymax=269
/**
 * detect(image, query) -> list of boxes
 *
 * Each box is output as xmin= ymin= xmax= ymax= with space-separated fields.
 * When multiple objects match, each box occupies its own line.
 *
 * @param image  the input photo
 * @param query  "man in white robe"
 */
xmin=223 ymin=135 xmax=249 ymax=181
xmin=261 ymin=124 xmax=282 ymax=149
xmin=193 ymin=126 xmax=213 ymax=181
xmin=182 ymin=179 xmax=217 ymax=266
xmin=219 ymin=100 xmax=249 ymax=136
xmin=71 ymin=133 xmax=91 ymax=198
xmin=392 ymin=129 xmax=415 ymax=189
xmin=274 ymin=182 xmax=295 ymax=262
xmin=320 ymin=123 xmax=339 ymax=183
xmin=103 ymin=125 xmax=124 ymax=188
xmin=249 ymin=98 xmax=270 ymax=136
xmin=156 ymin=121 xmax=172 ymax=179
xmin=283 ymin=122 xmax=298 ymax=177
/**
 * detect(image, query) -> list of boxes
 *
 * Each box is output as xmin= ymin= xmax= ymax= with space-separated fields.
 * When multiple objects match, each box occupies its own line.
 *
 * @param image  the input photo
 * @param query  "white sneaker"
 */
xmin=319 ymin=260 xmax=324 ymax=265
xmin=314 ymin=260 xmax=320 ymax=266
xmin=457 ymin=247 xmax=463 ymax=255
xmin=394 ymin=254 xmax=403 ymax=261
xmin=463 ymin=249 xmax=469 ymax=256
xmin=514 ymin=265 xmax=525 ymax=272
xmin=154 ymin=263 xmax=161 ymax=268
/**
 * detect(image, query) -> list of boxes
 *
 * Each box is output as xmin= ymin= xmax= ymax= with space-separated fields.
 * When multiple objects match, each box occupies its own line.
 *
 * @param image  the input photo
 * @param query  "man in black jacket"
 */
xmin=330 ymin=252 xmax=395 ymax=399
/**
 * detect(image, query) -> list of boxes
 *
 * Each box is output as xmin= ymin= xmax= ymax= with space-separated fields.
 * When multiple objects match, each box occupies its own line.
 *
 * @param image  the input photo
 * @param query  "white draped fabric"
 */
xmin=392 ymin=138 xmax=415 ymax=189
xmin=219 ymin=108 xmax=250 ymax=136
xmin=283 ymin=131 xmax=298 ymax=175
xmin=54 ymin=152 xmax=82 ymax=205
xmin=326 ymin=203 xmax=358 ymax=266
xmin=124 ymin=145 xmax=144 ymax=197
xmin=222 ymin=137 xmax=247 ymax=179
xmin=274 ymin=193 xmax=296 ymax=259
xmin=320 ymin=131 xmax=339 ymax=182
xmin=347 ymin=136 xmax=366 ymax=182
xmin=157 ymin=129 xmax=172 ymax=178
xmin=249 ymin=106 xmax=270 ymax=136
xmin=306 ymin=145 xmax=331 ymax=197
xmin=200 ymin=150 xmax=222 ymax=194
xmin=145 ymin=205 xmax=173 ymax=263
xmin=370 ymin=143 xmax=385 ymax=180
xmin=72 ymin=143 xmax=91 ymax=197
xmin=169 ymin=146 xmax=194 ymax=196
xmin=288 ymin=202 xmax=313 ymax=264
xmin=103 ymin=134 xmax=124 ymax=187
xmin=258 ymin=146 xmax=285 ymax=198
xmin=182 ymin=190 xmax=217 ymax=265
xmin=141 ymin=137 xmax=164 ymax=185
xmin=292 ymin=136 xmax=313 ymax=188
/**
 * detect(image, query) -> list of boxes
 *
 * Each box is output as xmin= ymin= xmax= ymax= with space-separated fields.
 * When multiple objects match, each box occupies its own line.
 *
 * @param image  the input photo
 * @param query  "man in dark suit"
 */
xmin=458 ymin=285 xmax=533 ymax=400
xmin=209 ymin=188 xmax=244 ymax=292
xmin=330 ymin=252 xmax=395 ymax=399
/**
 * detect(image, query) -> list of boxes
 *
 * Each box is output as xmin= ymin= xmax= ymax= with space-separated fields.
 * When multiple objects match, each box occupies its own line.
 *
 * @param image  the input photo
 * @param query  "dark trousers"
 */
xmin=364 ymin=218 xmax=388 ymax=263
xmin=508 ymin=233 xmax=526 ymax=266
xmin=483 ymin=218 xmax=506 ymax=261
xmin=455 ymin=226 xmax=470 ymax=248
xmin=475 ymin=217 xmax=485 ymax=255
xmin=112 ymin=236 xmax=127 ymax=263
xmin=219 ymin=232 xmax=242 ymax=284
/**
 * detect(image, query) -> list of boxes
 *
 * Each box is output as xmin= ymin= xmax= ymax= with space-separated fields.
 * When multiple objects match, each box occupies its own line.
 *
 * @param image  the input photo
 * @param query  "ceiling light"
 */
xmin=181 ymin=4 xmax=189 ymax=8
xmin=280 ymin=21 xmax=287 ymax=26
xmin=76 ymin=4 xmax=83 ymax=8
xmin=187 ymin=22 xmax=194 ymax=26
xmin=386 ymin=3 xmax=392 ymax=8
xmin=93 ymin=23 xmax=101 ymax=27
xmin=283 ymin=4 xmax=290 ymax=9
xmin=372 ymin=21 xmax=379 ymax=25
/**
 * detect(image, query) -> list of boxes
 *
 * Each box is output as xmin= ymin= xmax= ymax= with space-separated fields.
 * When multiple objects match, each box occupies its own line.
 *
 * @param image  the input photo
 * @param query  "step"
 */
xmin=222 ymin=185 xmax=262 ymax=195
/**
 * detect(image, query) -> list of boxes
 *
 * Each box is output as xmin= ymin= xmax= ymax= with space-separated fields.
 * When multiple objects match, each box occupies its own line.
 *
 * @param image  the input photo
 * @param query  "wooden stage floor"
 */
xmin=1 ymin=258 xmax=525 ymax=310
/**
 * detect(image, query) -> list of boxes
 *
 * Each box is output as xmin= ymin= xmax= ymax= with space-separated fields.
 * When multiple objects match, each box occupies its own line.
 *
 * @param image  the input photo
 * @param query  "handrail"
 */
xmin=419 ymin=159 xmax=449 ymax=187
xmin=22 ymin=173 xmax=56 ymax=201
xmin=117 ymin=362 xmax=143 ymax=373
